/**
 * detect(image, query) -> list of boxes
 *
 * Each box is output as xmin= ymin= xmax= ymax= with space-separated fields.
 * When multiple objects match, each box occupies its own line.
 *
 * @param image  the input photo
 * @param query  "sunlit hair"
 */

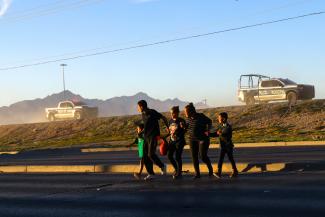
xmin=137 ymin=100 xmax=148 ymax=109
xmin=170 ymin=106 xmax=180 ymax=114
xmin=185 ymin=103 xmax=196 ymax=117
xmin=136 ymin=123 xmax=144 ymax=130
xmin=219 ymin=112 xmax=228 ymax=120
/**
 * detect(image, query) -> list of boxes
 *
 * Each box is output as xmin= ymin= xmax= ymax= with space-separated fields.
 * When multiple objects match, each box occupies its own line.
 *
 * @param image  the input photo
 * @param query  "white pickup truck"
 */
xmin=238 ymin=74 xmax=315 ymax=106
xmin=45 ymin=101 xmax=98 ymax=121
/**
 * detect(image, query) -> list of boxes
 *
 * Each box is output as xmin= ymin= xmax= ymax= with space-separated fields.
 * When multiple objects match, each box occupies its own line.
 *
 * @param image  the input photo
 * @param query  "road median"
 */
xmin=81 ymin=141 xmax=325 ymax=153
xmin=1 ymin=141 xmax=324 ymax=155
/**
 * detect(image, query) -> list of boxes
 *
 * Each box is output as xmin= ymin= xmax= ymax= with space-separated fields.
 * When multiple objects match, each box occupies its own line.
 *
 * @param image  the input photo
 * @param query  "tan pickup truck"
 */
xmin=45 ymin=101 xmax=98 ymax=121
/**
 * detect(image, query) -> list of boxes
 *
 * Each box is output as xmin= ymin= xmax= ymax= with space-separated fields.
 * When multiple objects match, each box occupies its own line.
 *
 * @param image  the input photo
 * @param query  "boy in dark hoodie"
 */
xmin=210 ymin=112 xmax=239 ymax=178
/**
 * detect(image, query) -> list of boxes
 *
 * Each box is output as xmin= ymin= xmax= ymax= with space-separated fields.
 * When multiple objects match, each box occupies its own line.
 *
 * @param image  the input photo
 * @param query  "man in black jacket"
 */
xmin=211 ymin=112 xmax=239 ymax=178
xmin=137 ymin=100 xmax=169 ymax=181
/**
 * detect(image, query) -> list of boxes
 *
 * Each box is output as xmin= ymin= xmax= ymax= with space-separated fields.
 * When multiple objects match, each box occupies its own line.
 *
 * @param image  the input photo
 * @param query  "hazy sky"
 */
xmin=0 ymin=0 xmax=324 ymax=107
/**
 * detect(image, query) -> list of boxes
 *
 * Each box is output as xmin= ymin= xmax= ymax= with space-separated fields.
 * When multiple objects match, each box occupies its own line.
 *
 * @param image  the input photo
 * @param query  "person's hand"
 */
xmin=180 ymin=122 xmax=184 ymax=129
xmin=204 ymin=131 xmax=209 ymax=136
xmin=217 ymin=130 xmax=222 ymax=135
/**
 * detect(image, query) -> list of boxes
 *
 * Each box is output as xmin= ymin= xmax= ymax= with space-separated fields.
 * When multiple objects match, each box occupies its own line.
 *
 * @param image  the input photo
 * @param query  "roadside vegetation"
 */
xmin=0 ymin=100 xmax=324 ymax=152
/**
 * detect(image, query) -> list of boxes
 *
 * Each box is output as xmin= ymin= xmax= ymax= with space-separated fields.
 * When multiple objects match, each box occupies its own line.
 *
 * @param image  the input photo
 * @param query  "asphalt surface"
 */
xmin=0 ymin=145 xmax=325 ymax=216
xmin=1 ymin=145 xmax=325 ymax=166
xmin=0 ymin=171 xmax=325 ymax=217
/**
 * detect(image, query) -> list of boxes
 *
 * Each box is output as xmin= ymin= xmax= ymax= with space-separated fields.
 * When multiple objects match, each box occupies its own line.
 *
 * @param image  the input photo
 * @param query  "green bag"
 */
xmin=137 ymin=138 xmax=144 ymax=158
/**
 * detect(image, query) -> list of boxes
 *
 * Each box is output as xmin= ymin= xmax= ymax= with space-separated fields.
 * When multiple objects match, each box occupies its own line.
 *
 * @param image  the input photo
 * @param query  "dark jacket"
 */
xmin=186 ymin=113 xmax=212 ymax=141
xmin=210 ymin=122 xmax=234 ymax=150
xmin=169 ymin=117 xmax=186 ymax=143
xmin=142 ymin=109 xmax=163 ymax=138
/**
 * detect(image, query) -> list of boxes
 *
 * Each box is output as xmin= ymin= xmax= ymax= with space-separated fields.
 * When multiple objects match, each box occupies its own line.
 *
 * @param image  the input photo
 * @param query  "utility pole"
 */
xmin=60 ymin=64 xmax=67 ymax=100
xmin=203 ymin=99 xmax=207 ymax=106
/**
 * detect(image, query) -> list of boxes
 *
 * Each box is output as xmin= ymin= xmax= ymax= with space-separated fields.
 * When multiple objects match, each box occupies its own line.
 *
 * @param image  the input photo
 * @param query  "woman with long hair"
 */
xmin=184 ymin=103 xmax=213 ymax=179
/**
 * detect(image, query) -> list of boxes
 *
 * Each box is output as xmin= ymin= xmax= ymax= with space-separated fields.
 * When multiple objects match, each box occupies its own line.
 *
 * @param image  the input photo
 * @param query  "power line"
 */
xmin=6 ymin=0 xmax=68 ymax=15
xmin=3 ymin=0 xmax=317 ymax=66
xmin=0 ymin=11 xmax=324 ymax=71
xmin=1 ymin=0 xmax=106 ymax=23
xmin=248 ymin=0 xmax=317 ymax=16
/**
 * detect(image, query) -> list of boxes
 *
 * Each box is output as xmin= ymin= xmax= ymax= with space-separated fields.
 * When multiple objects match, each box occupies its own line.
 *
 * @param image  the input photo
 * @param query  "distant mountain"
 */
xmin=0 ymin=91 xmax=209 ymax=125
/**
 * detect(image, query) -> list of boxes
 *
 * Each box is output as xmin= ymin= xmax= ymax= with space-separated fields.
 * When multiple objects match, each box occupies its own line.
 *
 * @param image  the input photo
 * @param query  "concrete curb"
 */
xmin=0 ymin=151 xmax=19 ymax=155
xmin=1 ymin=160 xmax=324 ymax=174
xmin=1 ymin=141 xmax=324 ymax=155
xmin=0 ymin=162 xmax=287 ymax=174
xmin=81 ymin=141 xmax=325 ymax=153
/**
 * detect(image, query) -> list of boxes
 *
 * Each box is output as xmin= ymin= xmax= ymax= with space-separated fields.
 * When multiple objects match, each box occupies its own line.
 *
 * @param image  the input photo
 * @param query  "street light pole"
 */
xmin=60 ymin=64 xmax=67 ymax=100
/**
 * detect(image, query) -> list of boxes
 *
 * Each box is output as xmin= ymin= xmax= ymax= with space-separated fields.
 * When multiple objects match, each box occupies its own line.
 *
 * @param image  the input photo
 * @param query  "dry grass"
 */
xmin=0 ymin=100 xmax=324 ymax=152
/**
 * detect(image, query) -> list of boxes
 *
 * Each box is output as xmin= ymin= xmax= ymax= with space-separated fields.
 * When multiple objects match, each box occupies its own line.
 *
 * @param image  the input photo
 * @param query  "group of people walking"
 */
xmin=129 ymin=100 xmax=238 ymax=181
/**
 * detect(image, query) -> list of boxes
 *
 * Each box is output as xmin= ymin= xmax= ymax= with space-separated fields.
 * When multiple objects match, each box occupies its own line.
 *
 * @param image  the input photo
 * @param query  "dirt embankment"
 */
xmin=0 ymin=100 xmax=324 ymax=152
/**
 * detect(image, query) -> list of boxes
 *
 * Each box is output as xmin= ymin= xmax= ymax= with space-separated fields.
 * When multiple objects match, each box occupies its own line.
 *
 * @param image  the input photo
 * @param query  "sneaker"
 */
xmin=133 ymin=173 xmax=141 ymax=180
xmin=230 ymin=171 xmax=238 ymax=178
xmin=213 ymin=172 xmax=221 ymax=179
xmin=144 ymin=174 xmax=155 ymax=181
xmin=161 ymin=164 xmax=167 ymax=175
xmin=172 ymin=174 xmax=182 ymax=180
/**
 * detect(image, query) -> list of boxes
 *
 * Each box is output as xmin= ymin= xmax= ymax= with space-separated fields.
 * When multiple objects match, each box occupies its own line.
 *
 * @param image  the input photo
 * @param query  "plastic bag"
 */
xmin=137 ymin=138 xmax=144 ymax=158
xmin=157 ymin=136 xmax=168 ymax=156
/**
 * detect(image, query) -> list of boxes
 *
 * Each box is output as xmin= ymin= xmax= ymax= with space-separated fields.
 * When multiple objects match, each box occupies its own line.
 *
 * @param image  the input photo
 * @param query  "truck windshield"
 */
xmin=73 ymin=102 xmax=87 ymax=106
xmin=278 ymin=79 xmax=297 ymax=85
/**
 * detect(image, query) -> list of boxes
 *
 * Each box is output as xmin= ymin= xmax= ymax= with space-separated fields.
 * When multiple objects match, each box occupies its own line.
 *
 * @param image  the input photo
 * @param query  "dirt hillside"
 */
xmin=0 ymin=100 xmax=324 ymax=152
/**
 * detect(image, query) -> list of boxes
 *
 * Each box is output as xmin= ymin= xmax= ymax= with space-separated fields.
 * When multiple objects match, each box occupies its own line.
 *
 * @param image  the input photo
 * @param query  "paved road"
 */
xmin=0 ymin=146 xmax=325 ymax=216
xmin=0 ymin=171 xmax=325 ymax=217
xmin=1 ymin=145 xmax=325 ymax=166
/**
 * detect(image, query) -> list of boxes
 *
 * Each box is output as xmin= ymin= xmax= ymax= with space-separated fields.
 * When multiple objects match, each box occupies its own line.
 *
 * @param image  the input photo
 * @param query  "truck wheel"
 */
xmin=74 ymin=112 xmax=82 ymax=120
xmin=287 ymin=92 xmax=297 ymax=106
xmin=49 ymin=114 xmax=55 ymax=122
xmin=246 ymin=96 xmax=255 ymax=106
